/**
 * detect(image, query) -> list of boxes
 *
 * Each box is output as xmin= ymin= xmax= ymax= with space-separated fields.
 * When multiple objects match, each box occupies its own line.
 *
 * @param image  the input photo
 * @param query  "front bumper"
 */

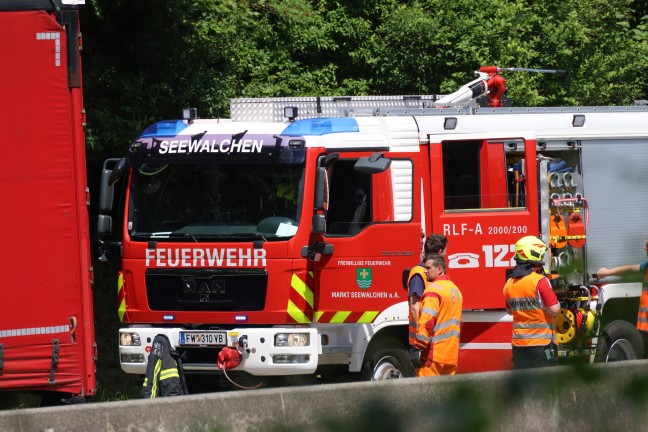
xmin=119 ymin=326 xmax=321 ymax=376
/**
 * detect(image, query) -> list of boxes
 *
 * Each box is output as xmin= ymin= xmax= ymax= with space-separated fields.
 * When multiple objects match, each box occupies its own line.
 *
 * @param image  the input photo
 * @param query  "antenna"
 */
xmin=481 ymin=66 xmax=566 ymax=75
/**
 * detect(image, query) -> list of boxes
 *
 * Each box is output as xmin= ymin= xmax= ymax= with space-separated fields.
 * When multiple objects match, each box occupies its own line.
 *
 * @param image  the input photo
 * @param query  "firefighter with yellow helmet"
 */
xmin=503 ymin=236 xmax=561 ymax=368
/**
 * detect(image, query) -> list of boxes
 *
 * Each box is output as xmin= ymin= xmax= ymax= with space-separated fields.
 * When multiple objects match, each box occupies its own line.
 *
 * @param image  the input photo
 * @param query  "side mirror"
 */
xmin=355 ymin=152 xmax=391 ymax=174
xmin=98 ymin=158 xmax=126 ymax=235
xmin=108 ymin=158 xmax=128 ymax=186
xmin=312 ymin=214 xmax=326 ymax=234
xmin=97 ymin=214 xmax=113 ymax=235
xmin=99 ymin=169 xmax=114 ymax=214
xmin=314 ymin=167 xmax=328 ymax=211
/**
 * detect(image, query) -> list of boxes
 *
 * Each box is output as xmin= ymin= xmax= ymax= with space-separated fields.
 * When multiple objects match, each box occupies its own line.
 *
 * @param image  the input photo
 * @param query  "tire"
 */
xmin=594 ymin=319 xmax=644 ymax=362
xmin=361 ymin=338 xmax=414 ymax=380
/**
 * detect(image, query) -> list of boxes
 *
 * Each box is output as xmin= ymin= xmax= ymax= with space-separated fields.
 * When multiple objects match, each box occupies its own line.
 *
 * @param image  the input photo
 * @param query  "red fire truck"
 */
xmin=0 ymin=0 xmax=96 ymax=402
xmin=98 ymin=85 xmax=648 ymax=386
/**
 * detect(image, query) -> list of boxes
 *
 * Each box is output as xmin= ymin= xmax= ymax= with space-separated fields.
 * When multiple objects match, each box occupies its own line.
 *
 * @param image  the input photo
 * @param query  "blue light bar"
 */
xmin=140 ymin=120 xmax=189 ymax=138
xmin=282 ymin=118 xmax=359 ymax=136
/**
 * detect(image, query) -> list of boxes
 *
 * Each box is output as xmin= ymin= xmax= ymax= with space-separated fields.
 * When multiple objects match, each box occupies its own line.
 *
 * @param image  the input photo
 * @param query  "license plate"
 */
xmin=179 ymin=331 xmax=227 ymax=346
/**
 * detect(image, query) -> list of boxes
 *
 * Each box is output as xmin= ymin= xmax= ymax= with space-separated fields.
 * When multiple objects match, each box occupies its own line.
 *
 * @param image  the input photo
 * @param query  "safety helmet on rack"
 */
xmin=515 ymin=236 xmax=547 ymax=264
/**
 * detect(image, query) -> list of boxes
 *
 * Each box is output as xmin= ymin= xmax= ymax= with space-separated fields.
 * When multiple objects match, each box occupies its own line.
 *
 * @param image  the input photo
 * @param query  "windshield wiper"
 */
xmin=224 ymin=232 xmax=268 ymax=242
xmin=149 ymin=232 xmax=269 ymax=242
xmin=149 ymin=232 xmax=198 ymax=240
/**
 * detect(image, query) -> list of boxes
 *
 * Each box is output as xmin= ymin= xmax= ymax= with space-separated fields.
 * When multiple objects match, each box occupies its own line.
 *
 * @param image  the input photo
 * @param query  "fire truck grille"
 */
xmin=145 ymin=268 xmax=268 ymax=312
xmin=180 ymin=346 xmax=223 ymax=364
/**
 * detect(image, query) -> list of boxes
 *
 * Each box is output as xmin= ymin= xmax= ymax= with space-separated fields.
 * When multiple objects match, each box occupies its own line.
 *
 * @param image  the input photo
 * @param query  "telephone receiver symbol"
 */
xmin=447 ymin=252 xmax=480 ymax=269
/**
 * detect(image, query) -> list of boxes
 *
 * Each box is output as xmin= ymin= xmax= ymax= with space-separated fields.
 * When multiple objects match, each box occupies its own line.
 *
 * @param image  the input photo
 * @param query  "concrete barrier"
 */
xmin=2 ymin=360 xmax=648 ymax=432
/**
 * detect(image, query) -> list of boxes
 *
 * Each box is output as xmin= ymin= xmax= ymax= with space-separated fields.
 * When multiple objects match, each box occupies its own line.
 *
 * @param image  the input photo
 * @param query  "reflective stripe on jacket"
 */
xmin=503 ymin=272 xmax=554 ymax=347
xmin=141 ymin=334 xmax=187 ymax=398
xmin=638 ymin=268 xmax=648 ymax=331
xmin=407 ymin=266 xmax=427 ymax=346
xmin=414 ymin=276 xmax=463 ymax=365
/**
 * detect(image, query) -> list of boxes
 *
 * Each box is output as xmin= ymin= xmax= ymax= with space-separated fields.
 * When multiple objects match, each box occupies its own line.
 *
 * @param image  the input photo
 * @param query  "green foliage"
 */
xmin=82 ymin=0 xmax=647 ymax=154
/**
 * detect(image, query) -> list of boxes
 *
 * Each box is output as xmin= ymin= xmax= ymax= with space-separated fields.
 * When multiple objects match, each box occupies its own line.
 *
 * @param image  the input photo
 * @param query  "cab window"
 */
xmin=327 ymin=159 xmax=371 ymax=235
xmin=442 ymin=140 xmax=526 ymax=211
xmin=325 ymin=158 xmax=413 ymax=235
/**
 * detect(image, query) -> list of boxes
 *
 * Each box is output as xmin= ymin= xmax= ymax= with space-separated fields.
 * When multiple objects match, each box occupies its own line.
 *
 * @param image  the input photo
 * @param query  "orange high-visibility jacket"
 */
xmin=638 ymin=267 xmax=648 ymax=332
xmin=503 ymin=272 xmax=554 ymax=347
xmin=407 ymin=266 xmax=427 ymax=346
xmin=413 ymin=276 xmax=463 ymax=365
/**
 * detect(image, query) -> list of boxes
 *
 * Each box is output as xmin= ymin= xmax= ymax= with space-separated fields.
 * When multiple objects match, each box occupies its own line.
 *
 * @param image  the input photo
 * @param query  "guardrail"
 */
xmin=2 ymin=360 xmax=648 ymax=431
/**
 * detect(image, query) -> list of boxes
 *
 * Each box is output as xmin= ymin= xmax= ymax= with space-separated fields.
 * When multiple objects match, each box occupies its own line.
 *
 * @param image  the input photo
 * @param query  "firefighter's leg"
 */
xmin=416 ymin=361 xmax=454 ymax=376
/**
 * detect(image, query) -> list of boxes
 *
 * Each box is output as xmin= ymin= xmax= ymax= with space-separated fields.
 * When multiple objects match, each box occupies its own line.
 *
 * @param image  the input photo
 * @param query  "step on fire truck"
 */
xmin=0 ymin=0 xmax=96 ymax=403
xmin=98 ymin=69 xmax=648 ymax=387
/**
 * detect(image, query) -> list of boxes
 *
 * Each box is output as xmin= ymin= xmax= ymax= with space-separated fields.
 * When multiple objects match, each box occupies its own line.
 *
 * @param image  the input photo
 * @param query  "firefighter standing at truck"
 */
xmin=408 ymin=234 xmax=448 ymax=347
xmin=597 ymin=236 xmax=648 ymax=357
xmin=503 ymin=236 xmax=561 ymax=369
xmin=410 ymin=254 xmax=463 ymax=376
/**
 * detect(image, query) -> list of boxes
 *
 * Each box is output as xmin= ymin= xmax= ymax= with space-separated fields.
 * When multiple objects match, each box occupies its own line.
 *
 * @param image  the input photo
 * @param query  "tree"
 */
xmin=81 ymin=0 xmax=647 ymax=153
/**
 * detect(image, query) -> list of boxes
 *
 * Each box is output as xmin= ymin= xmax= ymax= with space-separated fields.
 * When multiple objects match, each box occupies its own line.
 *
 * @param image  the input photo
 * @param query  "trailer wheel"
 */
xmin=594 ymin=320 xmax=644 ymax=362
xmin=361 ymin=338 xmax=414 ymax=380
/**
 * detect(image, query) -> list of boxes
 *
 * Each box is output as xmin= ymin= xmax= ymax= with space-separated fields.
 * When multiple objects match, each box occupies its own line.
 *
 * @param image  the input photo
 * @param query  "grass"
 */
xmin=91 ymin=254 xmax=142 ymax=402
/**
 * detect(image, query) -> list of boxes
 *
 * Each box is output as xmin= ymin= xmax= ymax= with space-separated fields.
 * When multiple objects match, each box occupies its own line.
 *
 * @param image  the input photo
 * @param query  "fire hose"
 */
xmin=217 ymin=342 xmax=262 ymax=390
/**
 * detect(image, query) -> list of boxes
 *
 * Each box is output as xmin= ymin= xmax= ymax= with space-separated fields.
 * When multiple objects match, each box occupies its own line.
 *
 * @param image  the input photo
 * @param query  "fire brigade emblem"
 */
xmin=356 ymin=268 xmax=372 ymax=290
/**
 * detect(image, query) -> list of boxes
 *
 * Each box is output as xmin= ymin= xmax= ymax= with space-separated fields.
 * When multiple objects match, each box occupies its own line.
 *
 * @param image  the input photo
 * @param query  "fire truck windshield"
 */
xmin=128 ymin=160 xmax=304 ymax=241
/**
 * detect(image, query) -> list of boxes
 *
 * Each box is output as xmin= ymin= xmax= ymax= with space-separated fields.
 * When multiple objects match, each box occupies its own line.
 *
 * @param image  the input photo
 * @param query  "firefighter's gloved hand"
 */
xmin=409 ymin=346 xmax=422 ymax=369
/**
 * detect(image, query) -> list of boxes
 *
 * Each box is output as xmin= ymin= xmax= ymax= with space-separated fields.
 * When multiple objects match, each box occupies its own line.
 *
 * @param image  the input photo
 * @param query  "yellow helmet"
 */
xmin=515 ymin=236 xmax=547 ymax=263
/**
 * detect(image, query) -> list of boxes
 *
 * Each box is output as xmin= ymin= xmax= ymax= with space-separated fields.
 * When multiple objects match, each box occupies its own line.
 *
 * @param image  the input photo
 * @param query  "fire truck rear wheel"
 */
xmin=362 ymin=338 xmax=414 ymax=380
xmin=594 ymin=319 xmax=644 ymax=362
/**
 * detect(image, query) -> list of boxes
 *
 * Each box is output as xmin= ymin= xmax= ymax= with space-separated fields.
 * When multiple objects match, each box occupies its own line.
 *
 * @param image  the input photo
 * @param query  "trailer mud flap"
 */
xmin=49 ymin=339 xmax=59 ymax=384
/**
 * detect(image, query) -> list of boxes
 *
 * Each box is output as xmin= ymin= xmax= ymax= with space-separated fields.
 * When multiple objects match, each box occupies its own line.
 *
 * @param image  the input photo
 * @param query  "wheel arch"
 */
xmin=359 ymin=328 xmax=413 ymax=380
xmin=366 ymin=325 xmax=408 ymax=353
xmin=599 ymin=281 xmax=641 ymax=328
xmin=347 ymin=301 xmax=409 ymax=372
xmin=600 ymin=297 xmax=639 ymax=328
xmin=348 ymin=322 xmax=408 ymax=373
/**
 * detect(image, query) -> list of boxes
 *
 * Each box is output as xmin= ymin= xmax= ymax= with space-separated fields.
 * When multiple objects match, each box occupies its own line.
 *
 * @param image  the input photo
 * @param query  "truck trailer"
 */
xmin=0 ymin=0 xmax=96 ymax=402
xmin=98 ymin=85 xmax=648 ymax=387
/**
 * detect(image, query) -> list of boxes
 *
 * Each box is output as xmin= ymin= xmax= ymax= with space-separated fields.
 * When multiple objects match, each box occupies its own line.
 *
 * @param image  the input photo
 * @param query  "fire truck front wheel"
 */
xmin=361 ymin=338 xmax=414 ymax=380
xmin=594 ymin=319 xmax=644 ymax=362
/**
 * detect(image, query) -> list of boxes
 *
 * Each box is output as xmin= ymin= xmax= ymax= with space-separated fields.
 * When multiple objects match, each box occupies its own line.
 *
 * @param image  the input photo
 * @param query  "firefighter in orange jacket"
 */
xmin=408 ymin=234 xmax=448 ymax=348
xmin=503 ymin=236 xmax=560 ymax=369
xmin=410 ymin=254 xmax=463 ymax=376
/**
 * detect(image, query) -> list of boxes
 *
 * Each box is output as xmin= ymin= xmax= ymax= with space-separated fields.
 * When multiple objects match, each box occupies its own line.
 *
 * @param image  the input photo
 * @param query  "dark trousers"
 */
xmin=511 ymin=344 xmax=556 ymax=369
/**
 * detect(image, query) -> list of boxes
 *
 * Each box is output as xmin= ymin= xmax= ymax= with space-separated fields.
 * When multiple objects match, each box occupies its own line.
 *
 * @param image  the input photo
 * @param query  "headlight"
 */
xmin=119 ymin=332 xmax=141 ymax=346
xmin=274 ymin=333 xmax=310 ymax=347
